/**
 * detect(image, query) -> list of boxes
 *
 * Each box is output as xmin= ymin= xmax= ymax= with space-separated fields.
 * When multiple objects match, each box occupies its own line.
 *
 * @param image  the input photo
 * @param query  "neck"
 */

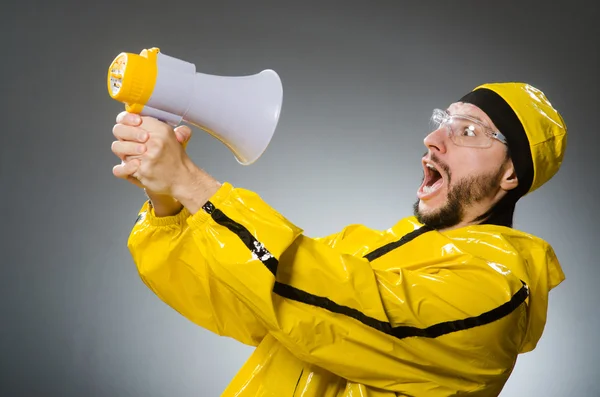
xmin=439 ymin=195 xmax=516 ymax=232
xmin=436 ymin=197 xmax=504 ymax=232
xmin=436 ymin=218 xmax=481 ymax=233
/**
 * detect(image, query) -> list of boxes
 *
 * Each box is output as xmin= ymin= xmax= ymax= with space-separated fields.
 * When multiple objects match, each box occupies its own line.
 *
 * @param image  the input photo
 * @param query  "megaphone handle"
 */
xmin=138 ymin=105 xmax=183 ymax=127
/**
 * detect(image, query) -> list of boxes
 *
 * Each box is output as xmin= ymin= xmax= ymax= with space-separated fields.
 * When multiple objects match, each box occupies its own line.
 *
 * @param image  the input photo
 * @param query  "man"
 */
xmin=111 ymin=82 xmax=567 ymax=396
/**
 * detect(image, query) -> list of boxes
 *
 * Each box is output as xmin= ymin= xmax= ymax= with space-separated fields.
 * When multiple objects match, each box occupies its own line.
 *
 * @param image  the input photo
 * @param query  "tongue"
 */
xmin=431 ymin=176 xmax=443 ymax=189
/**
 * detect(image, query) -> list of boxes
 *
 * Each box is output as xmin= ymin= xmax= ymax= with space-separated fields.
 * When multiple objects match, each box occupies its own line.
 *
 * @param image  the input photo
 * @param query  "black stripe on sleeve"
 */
xmin=201 ymin=201 xmax=528 ymax=339
xmin=202 ymin=201 xmax=278 ymax=276
xmin=274 ymin=280 xmax=529 ymax=339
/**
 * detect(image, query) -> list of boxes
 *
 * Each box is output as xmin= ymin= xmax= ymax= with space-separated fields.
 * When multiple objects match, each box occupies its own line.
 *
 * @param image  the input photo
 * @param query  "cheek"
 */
xmin=448 ymin=151 xmax=489 ymax=181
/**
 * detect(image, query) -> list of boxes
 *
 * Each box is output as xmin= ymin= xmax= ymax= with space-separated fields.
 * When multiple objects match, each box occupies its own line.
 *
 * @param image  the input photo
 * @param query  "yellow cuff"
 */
xmin=187 ymin=182 xmax=235 ymax=230
xmin=144 ymin=201 xmax=191 ymax=226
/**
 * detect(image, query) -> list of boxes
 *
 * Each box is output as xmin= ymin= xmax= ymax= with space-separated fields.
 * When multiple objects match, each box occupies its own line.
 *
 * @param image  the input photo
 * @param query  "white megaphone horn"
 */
xmin=106 ymin=47 xmax=283 ymax=165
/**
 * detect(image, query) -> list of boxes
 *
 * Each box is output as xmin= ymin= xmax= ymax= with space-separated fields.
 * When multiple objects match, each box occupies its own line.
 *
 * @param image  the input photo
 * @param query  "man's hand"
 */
xmin=112 ymin=112 xmax=194 ymax=195
xmin=111 ymin=112 xmax=191 ymax=189
xmin=111 ymin=111 xmax=221 ymax=214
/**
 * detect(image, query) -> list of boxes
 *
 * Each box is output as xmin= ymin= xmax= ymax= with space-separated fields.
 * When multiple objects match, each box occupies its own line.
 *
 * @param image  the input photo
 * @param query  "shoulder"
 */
xmin=444 ymin=224 xmax=564 ymax=289
xmin=446 ymin=224 xmax=555 ymax=255
xmin=314 ymin=223 xmax=383 ymax=249
xmin=313 ymin=216 xmax=428 ymax=255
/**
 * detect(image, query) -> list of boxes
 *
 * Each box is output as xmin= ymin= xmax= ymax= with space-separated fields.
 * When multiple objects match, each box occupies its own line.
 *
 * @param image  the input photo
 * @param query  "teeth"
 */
xmin=423 ymin=185 xmax=435 ymax=194
xmin=426 ymin=163 xmax=435 ymax=170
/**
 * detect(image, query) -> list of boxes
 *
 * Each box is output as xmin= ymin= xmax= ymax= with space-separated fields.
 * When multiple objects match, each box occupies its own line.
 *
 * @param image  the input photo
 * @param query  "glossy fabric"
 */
xmin=127 ymin=182 xmax=564 ymax=396
xmin=472 ymin=82 xmax=568 ymax=194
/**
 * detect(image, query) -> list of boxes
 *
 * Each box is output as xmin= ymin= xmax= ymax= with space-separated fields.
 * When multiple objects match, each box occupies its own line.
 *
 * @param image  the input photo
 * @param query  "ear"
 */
xmin=499 ymin=159 xmax=519 ymax=191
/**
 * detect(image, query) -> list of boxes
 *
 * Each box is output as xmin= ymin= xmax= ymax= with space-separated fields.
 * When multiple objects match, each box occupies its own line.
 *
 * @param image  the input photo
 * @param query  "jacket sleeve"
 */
xmin=152 ymin=182 xmax=529 ymax=389
xmin=126 ymin=200 xmax=268 ymax=347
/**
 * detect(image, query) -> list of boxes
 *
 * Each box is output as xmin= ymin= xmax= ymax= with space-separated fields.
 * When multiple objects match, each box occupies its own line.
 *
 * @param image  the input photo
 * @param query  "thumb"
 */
xmin=174 ymin=125 xmax=192 ymax=148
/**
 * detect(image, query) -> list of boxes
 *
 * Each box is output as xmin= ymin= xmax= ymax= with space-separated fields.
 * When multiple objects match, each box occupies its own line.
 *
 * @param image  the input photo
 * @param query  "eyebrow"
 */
xmin=446 ymin=107 xmax=486 ymax=123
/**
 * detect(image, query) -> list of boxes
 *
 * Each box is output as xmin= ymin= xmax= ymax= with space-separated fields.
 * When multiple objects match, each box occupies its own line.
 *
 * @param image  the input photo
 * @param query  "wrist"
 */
xmin=172 ymin=161 xmax=221 ymax=214
xmin=145 ymin=190 xmax=183 ymax=217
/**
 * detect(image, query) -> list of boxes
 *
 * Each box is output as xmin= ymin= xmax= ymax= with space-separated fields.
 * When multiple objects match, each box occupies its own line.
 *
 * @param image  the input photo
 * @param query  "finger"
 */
xmin=113 ymin=158 xmax=140 ymax=179
xmin=139 ymin=116 xmax=174 ymax=137
xmin=116 ymin=111 xmax=142 ymax=126
xmin=174 ymin=125 xmax=192 ymax=143
xmin=112 ymin=123 xmax=148 ymax=142
xmin=111 ymin=140 xmax=146 ymax=160
xmin=123 ymin=154 xmax=142 ymax=162
xmin=174 ymin=126 xmax=192 ymax=149
xmin=125 ymin=175 xmax=145 ymax=189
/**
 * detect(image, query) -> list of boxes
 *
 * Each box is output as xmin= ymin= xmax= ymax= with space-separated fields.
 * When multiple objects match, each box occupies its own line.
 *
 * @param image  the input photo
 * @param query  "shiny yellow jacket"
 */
xmin=127 ymin=182 xmax=564 ymax=396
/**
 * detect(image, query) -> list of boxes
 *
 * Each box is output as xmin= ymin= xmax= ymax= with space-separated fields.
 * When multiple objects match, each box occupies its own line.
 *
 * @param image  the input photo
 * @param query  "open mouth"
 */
xmin=418 ymin=160 xmax=445 ymax=199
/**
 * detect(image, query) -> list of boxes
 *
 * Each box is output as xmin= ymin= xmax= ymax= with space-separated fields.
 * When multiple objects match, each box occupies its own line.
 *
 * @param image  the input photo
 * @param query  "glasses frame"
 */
xmin=431 ymin=108 xmax=507 ymax=148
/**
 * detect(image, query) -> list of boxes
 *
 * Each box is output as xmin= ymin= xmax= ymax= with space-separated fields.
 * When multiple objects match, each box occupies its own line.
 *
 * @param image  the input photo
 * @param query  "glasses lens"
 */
xmin=447 ymin=116 xmax=491 ymax=147
xmin=430 ymin=109 xmax=446 ymax=129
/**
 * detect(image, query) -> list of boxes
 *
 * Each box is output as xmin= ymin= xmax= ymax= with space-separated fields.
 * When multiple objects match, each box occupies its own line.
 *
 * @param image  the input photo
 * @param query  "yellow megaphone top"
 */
xmin=107 ymin=47 xmax=160 ymax=113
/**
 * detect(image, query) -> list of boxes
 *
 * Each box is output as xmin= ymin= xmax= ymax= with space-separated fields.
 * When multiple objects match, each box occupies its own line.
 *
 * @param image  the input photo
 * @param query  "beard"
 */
xmin=413 ymin=162 xmax=505 ymax=230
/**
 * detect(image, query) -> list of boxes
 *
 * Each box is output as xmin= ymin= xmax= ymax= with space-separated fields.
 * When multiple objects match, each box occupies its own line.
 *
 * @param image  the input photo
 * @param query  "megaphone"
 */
xmin=106 ymin=47 xmax=283 ymax=165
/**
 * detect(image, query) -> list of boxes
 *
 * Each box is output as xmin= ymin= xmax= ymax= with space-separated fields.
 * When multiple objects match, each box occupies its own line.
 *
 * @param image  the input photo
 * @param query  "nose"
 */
xmin=423 ymin=126 xmax=448 ymax=154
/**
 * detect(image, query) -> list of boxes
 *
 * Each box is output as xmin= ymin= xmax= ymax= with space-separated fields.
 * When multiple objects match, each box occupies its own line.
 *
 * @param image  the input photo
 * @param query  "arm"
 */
xmin=127 ymin=199 xmax=268 ymax=347
xmin=112 ymin=114 xmax=269 ymax=346
xmin=144 ymin=191 xmax=182 ymax=217
xmin=179 ymin=181 xmax=529 ymax=390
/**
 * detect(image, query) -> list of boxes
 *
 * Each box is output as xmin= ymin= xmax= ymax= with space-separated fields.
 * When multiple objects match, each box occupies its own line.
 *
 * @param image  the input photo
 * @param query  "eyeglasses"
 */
xmin=430 ymin=108 xmax=507 ymax=148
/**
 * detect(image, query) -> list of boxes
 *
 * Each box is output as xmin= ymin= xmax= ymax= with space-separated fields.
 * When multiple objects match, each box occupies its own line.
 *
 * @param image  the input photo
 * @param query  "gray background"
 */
xmin=1 ymin=1 xmax=598 ymax=396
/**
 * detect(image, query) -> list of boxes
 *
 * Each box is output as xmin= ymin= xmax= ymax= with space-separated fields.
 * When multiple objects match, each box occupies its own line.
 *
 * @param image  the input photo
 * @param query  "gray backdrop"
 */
xmin=2 ymin=1 xmax=597 ymax=396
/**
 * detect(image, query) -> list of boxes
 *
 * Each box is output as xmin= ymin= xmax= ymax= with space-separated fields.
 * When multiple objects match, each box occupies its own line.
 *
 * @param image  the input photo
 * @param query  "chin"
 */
xmin=414 ymin=197 xmax=436 ymax=219
xmin=413 ymin=193 xmax=463 ymax=230
xmin=417 ymin=195 xmax=445 ymax=214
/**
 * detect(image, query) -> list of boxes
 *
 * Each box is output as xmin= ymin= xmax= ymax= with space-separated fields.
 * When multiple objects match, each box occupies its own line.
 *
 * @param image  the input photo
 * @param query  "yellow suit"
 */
xmin=127 ymin=181 xmax=564 ymax=396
